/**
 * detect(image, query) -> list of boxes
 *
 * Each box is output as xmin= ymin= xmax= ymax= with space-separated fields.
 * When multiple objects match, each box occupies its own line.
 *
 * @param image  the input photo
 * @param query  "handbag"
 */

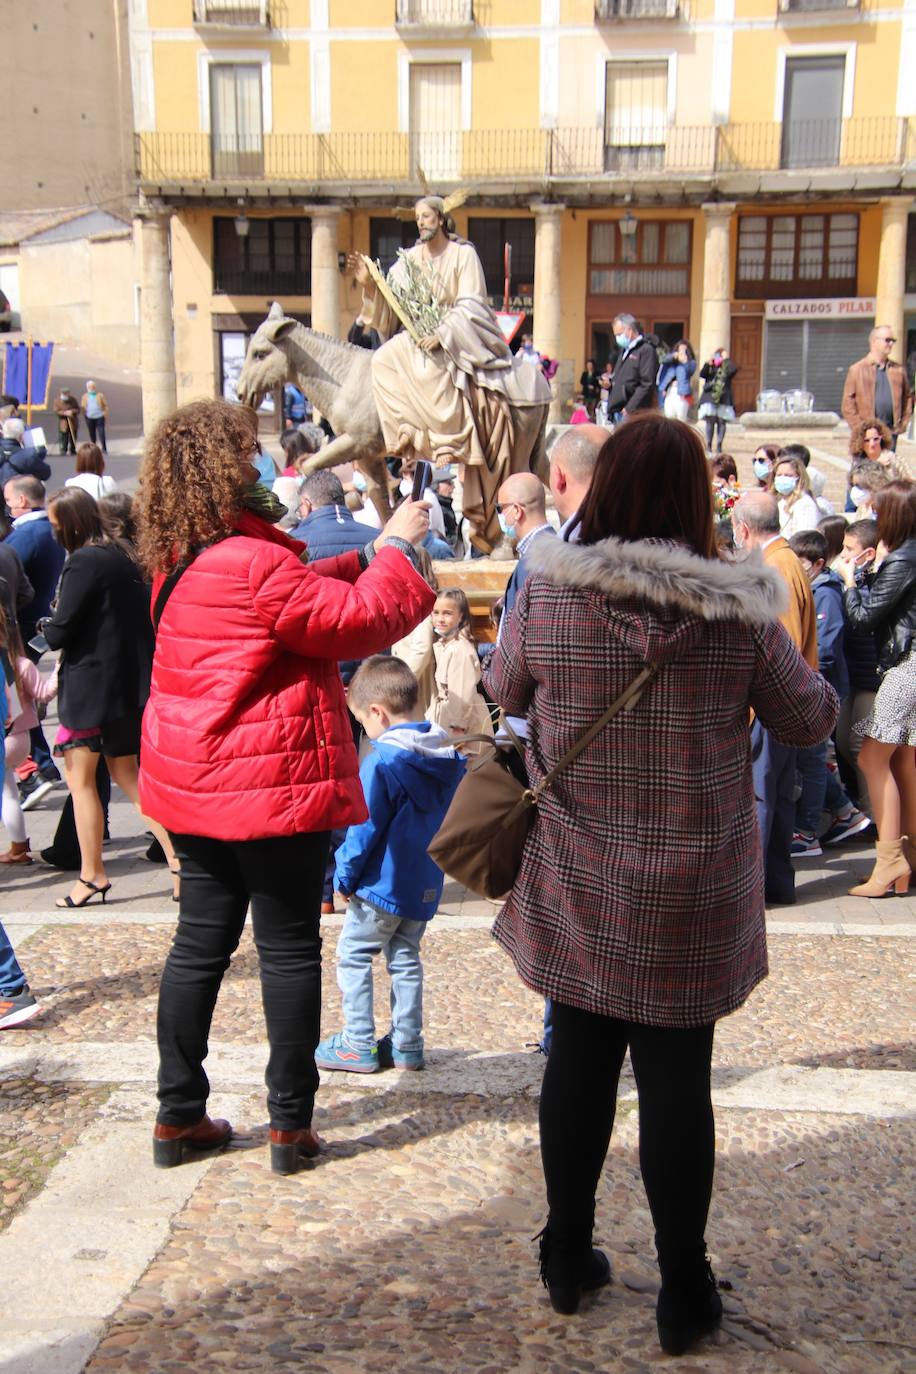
xmin=427 ymin=663 xmax=657 ymax=901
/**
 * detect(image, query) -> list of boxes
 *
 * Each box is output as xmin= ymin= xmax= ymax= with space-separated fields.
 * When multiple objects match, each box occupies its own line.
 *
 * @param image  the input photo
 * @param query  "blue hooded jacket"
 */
xmin=334 ymin=721 xmax=466 ymax=921
xmin=812 ymin=568 xmax=850 ymax=700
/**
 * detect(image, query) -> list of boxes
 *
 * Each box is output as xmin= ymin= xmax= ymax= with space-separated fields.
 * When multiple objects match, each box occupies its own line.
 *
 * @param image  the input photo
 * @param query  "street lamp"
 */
xmin=619 ymin=210 xmax=638 ymax=239
xmin=234 ymin=212 xmax=251 ymax=239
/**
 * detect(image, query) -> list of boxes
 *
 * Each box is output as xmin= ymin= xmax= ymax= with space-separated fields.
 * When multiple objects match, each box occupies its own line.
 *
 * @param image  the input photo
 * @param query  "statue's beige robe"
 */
xmin=362 ymin=238 xmax=549 ymax=551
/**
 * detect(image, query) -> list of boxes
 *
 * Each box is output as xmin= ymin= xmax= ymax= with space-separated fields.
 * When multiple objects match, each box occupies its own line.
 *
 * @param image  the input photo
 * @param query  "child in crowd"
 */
xmin=0 ymin=604 xmax=58 ymax=865
xmin=778 ymin=442 xmax=833 ymax=517
xmin=836 ymin=519 xmax=881 ymax=817
xmin=427 ymin=588 xmax=494 ymax=751
xmin=817 ymin=514 xmax=848 ymax=571
xmin=315 ymin=658 xmax=465 ymax=1073
xmin=787 ymin=530 xmax=871 ymax=855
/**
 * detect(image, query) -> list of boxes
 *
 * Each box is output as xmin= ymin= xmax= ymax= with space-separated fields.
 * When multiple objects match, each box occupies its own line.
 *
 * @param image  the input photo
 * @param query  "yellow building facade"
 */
xmin=130 ymin=0 xmax=915 ymax=428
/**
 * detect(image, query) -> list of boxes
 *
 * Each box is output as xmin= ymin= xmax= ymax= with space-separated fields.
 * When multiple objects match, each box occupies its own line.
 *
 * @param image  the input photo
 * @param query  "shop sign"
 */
xmin=765 ymin=297 xmax=876 ymax=321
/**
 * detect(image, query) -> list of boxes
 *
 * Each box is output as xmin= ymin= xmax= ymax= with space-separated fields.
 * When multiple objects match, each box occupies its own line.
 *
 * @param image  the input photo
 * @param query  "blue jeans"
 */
xmin=0 ymin=922 xmax=26 ymax=996
xmin=796 ymin=739 xmax=851 ymax=833
xmin=336 ymin=897 xmax=426 ymax=1053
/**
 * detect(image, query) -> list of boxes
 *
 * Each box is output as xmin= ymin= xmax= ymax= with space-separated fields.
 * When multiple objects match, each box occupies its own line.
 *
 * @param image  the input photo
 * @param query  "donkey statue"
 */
xmin=236 ymin=302 xmax=550 ymax=548
xmin=237 ymin=302 xmax=393 ymax=523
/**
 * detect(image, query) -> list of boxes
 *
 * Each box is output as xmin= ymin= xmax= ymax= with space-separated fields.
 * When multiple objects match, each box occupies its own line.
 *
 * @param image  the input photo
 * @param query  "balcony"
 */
xmin=192 ymin=0 xmax=271 ymax=30
xmin=778 ymin=0 xmax=858 ymax=10
xmin=596 ymin=0 xmax=679 ymax=18
xmin=395 ymin=0 xmax=474 ymax=32
xmin=136 ymin=118 xmax=915 ymax=196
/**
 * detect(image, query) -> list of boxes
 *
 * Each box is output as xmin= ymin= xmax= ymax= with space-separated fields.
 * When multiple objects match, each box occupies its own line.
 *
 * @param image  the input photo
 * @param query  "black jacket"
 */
xmin=0 ymin=437 xmax=51 ymax=488
xmin=698 ymin=360 xmax=739 ymax=410
xmin=844 ymin=537 xmax=916 ymax=676
xmin=607 ymin=338 xmax=659 ymax=416
xmin=0 ymin=542 xmax=34 ymax=633
xmin=43 ymin=542 xmax=154 ymax=730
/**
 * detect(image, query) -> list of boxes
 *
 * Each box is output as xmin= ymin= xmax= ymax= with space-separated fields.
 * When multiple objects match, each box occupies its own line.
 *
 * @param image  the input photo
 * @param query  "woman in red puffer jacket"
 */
xmin=136 ymin=399 xmax=434 ymax=1175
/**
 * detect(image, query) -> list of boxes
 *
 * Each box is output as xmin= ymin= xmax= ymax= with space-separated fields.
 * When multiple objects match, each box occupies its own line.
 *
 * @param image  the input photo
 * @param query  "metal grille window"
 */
xmin=589 ymin=219 xmax=691 ymax=296
xmin=736 ymin=212 xmax=858 ymax=298
xmin=213 ymin=217 xmax=312 ymax=295
xmin=466 ymin=218 xmax=535 ymax=303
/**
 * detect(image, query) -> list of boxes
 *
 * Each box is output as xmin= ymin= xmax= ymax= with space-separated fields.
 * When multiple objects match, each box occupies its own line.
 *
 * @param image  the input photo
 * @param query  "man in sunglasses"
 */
xmin=842 ymin=325 xmax=913 ymax=450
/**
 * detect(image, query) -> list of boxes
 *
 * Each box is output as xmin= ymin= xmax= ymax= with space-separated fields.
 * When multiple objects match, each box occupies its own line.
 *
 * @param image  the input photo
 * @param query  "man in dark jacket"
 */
xmin=0 ymin=419 xmax=51 ymax=489
xmin=4 ymin=475 xmax=66 ymax=796
xmin=606 ymin=314 xmax=659 ymax=423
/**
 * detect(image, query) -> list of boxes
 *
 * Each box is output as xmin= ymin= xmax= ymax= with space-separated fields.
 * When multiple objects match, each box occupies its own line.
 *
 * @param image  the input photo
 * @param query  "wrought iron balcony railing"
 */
xmin=395 ymin=0 xmax=474 ymax=26
xmin=136 ymin=118 xmax=915 ymax=189
xmin=192 ymin=0 xmax=271 ymax=27
xmin=596 ymin=0 xmax=679 ymax=18
xmin=778 ymin=0 xmax=858 ymax=10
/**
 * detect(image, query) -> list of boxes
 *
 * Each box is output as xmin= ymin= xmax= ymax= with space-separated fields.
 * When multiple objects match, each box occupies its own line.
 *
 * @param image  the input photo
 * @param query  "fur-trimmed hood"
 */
xmin=526 ymin=535 xmax=789 ymax=667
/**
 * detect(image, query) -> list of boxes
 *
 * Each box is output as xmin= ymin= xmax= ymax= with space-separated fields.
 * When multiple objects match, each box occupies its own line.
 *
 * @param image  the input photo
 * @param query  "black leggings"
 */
xmin=539 ymin=1001 xmax=715 ymax=1259
xmin=157 ymin=829 xmax=329 ymax=1130
xmin=705 ymin=416 xmax=727 ymax=452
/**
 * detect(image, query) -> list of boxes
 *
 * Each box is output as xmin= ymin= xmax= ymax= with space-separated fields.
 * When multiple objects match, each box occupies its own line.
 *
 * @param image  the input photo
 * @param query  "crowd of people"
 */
xmin=0 ymin=365 xmax=913 ymax=1359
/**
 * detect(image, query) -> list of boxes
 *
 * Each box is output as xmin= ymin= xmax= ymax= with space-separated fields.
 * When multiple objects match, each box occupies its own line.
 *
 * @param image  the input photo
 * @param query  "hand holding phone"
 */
xmin=411 ymin=460 xmax=433 ymax=503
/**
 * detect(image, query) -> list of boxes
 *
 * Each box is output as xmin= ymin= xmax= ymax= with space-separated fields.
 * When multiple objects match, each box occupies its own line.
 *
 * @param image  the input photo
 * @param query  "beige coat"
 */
xmin=391 ymin=615 xmax=436 ymax=714
xmin=427 ymin=632 xmax=494 ymax=752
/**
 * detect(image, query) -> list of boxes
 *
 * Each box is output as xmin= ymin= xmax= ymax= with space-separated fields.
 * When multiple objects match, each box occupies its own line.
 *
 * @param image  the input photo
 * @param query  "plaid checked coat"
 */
xmin=483 ymin=536 xmax=839 ymax=1027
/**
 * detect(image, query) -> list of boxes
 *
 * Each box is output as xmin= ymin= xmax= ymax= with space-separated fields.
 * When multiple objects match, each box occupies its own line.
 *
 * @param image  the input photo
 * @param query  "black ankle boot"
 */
xmin=536 ymin=1222 xmax=611 ymax=1315
xmin=656 ymin=1249 xmax=723 ymax=1355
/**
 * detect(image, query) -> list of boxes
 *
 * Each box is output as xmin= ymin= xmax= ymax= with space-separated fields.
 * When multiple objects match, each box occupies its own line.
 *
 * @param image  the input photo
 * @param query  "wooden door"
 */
xmin=731 ymin=315 xmax=762 ymax=416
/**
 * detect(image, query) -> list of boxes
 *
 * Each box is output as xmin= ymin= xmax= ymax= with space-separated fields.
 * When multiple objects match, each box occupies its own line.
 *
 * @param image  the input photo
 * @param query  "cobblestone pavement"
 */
xmin=2 ymin=759 xmax=915 ymax=1373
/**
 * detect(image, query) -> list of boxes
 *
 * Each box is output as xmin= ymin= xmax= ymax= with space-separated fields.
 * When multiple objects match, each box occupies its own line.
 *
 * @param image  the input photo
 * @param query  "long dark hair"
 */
xmin=577 ymin=413 xmax=717 ymax=559
xmin=874 ymin=480 xmax=916 ymax=551
xmin=47 ymin=486 xmax=103 ymax=554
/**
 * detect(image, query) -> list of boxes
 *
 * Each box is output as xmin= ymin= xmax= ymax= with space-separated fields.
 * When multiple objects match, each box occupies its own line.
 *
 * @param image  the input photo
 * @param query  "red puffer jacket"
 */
xmin=139 ymin=513 xmax=435 ymax=841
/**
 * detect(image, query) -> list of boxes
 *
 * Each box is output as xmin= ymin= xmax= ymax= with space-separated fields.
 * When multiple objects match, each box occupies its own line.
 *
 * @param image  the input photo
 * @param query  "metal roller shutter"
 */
xmin=764 ymin=319 xmax=866 ymax=412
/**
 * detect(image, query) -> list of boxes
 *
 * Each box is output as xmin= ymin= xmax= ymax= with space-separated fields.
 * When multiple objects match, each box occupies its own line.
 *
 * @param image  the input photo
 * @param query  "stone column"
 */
xmin=137 ymin=213 xmax=177 ymax=433
xmin=875 ymin=197 xmax=913 ymax=364
xmin=309 ymin=207 xmax=342 ymax=340
xmin=531 ymin=202 xmax=566 ymax=421
xmin=698 ymin=202 xmax=736 ymax=371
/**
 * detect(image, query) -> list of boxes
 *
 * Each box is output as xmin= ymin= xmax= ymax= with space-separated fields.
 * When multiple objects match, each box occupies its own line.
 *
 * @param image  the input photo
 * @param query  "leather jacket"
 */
xmin=843 ymin=537 xmax=916 ymax=676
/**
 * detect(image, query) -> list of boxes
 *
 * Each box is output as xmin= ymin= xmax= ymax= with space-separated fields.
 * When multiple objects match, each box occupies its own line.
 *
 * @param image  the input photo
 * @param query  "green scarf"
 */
xmin=710 ymin=361 xmax=730 ymax=405
xmin=241 ymin=482 xmax=287 ymax=525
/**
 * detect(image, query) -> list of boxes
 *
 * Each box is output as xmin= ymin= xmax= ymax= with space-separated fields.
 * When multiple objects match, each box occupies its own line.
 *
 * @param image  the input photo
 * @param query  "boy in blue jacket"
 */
xmin=315 ymin=657 xmax=465 ymax=1073
xmin=788 ymin=530 xmax=870 ymax=856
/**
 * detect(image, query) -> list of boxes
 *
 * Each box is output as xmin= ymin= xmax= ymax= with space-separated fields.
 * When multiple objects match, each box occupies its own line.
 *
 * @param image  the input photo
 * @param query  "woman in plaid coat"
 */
xmin=483 ymin=414 xmax=838 ymax=1355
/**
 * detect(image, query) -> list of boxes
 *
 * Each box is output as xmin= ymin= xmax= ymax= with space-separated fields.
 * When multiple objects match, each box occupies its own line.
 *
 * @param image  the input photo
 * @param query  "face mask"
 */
xmin=497 ymin=511 xmax=517 ymax=539
xmin=733 ymin=525 xmax=746 ymax=551
xmin=399 ymin=477 xmax=413 ymax=497
xmin=352 ymin=472 xmax=368 ymax=493
xmin=849 ymin=485 xmax=869 ymax=508
xmin=615 ymin=333 xmax=629 ymax=350
xmin=753 ymin=459 xmax=771 ymax=481
xmin=774 ymin=476 xmax=798 ymax=496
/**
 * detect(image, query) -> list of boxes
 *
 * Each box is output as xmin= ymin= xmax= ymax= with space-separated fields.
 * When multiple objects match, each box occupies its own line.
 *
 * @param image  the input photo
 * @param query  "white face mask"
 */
xmin=352 ymin=472 xmax=368 ymax=493
xmin=733 ymin=524 xmax=746 ymax=550
xmin=399 ymin=477 xmax=413 ymax=497
xmin=849 ymin=485 xmax=869 ymax=508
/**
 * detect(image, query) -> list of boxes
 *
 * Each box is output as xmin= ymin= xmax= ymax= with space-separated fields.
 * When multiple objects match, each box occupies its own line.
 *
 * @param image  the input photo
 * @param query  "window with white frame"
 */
xmin=604 ymin=61 xmax=669 ymax=173
xmin=780 ymin=55 xmax=846 ymax=169
xmin=209 ymin=63 xmax=264 ymax=177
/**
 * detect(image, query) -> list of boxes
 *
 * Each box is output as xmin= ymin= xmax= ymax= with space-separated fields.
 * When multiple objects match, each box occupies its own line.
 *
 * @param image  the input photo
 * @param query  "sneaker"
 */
xmin=19 ymin=775 xmax=56 ymax=811
xmin=791 ymin=831 xmax=823 ymax=857
xmin=0 ymin=988 xmax=41 ymax=1030
xmin=377 ymin=1033 xmax=425 ymax=1071
xmin=820 ymin=809 xmax=873 ymax=847
xmin=315 ymin=1031 xmax=379 ymax=1074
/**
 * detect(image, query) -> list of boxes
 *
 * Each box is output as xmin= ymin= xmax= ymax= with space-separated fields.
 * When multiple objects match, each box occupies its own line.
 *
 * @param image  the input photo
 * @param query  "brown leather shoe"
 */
xmin=152 ymin=1115 xmax=232 ymax=1168
xmin=269 ymin=1126 xmax=321 ymax=1175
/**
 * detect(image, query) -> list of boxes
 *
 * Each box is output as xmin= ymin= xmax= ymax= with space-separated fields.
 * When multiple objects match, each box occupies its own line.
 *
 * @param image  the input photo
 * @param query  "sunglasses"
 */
xmin=878 ymin=337 xmax=896 ymax=345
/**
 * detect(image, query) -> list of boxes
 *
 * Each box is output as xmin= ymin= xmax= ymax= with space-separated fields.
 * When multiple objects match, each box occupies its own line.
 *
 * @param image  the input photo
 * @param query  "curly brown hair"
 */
xmin=136 ymin=399 xmax=258 ymax=573
xmin=849 ymin=416 xmax=893 ymax=458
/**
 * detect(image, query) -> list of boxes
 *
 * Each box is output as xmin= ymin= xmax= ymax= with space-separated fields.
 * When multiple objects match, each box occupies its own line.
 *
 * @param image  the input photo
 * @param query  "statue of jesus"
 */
xmin=348 ymin=197 xmax=550 ymax=554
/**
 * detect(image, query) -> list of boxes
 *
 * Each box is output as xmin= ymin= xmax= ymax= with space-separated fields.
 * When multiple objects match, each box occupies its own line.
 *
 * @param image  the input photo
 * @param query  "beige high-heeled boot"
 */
xmin=849 ymin=838 xmax=912 ymax=898
xmin=904 ymin=836 xmax=916 ymax=873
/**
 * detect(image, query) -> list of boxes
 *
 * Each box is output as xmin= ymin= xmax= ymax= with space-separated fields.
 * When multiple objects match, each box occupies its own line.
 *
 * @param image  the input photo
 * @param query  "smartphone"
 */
xmin=27 ymin=634 xmax=50 ymax=656
xmin=411 ymin=459 xmax=433 ymax=503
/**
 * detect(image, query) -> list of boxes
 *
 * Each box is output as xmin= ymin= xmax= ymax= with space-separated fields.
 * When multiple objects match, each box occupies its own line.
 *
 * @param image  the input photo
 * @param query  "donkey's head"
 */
xmin=236 ymin=302 xmax=298 ymax=408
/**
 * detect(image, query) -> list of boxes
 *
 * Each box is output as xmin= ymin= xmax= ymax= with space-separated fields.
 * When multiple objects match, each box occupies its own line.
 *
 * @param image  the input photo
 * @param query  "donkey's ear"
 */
xmin=262 ymin=315 xmax=297 ymax=342
xmin=267 ymin=300 xmax=284 ymax=320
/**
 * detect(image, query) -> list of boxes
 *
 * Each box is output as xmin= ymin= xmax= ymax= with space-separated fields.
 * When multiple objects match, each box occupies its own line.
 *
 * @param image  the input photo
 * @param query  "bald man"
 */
xmin=548 ymin=424 xmax=606 ymax=535
xmin=495 ymin=472 xmax=553 ymax=624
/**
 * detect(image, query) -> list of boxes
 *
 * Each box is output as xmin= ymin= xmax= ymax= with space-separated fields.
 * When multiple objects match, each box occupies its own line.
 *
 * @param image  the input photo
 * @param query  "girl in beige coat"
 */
xmin=427 ymin=589 xmax=493 ymax=752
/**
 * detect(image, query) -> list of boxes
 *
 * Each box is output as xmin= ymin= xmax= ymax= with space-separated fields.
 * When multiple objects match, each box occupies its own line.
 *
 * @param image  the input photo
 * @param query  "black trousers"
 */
xmin=86 ymin=416 xmax=107 ymax=451
xmin=540 ymin=1001 xmax=715 ymax=1261
xmin=157 ymin=829 xmax=329 ymax=1130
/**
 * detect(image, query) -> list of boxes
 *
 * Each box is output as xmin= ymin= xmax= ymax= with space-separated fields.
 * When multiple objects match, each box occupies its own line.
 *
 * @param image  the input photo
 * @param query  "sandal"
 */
xmin=55 ymin=877 xmax=112 ymax=909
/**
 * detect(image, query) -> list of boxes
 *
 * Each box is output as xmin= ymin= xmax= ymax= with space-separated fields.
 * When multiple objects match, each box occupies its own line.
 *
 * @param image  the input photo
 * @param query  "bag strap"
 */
xmin=152 ymin=531 xmax=242 ymax=632
xmin=503 ymin=663 xmax=658 ymax=826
